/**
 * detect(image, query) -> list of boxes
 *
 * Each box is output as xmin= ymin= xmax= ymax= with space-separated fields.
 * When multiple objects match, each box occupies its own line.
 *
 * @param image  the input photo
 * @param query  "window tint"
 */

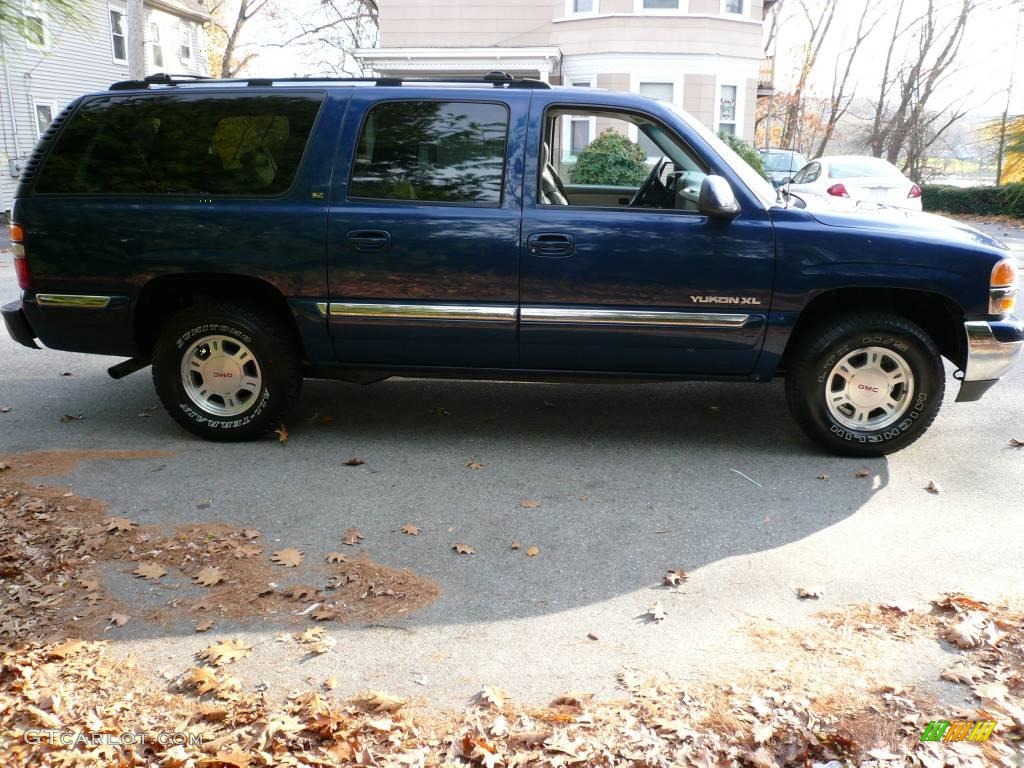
xmin=350 ymin=101 xmax=509 ymax=205
xmin=800 ymin=163 xmax=821 ymax=183
xmin=35 ymin=94 xmax=323 ymax=196
xmin=761 ymin=152 xmax=806 ymax=172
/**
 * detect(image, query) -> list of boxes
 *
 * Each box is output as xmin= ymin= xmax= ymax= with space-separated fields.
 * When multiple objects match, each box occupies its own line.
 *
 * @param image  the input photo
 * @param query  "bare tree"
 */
xmin=813 ymin=2 xmax=882 ymax=158
xmin=779 ymin=0 xmax=838 ymax=149
xmin=207 ymin=0 xmax=273 ymax=78
xmin=268 ymin=0 xmax=379 ymax=76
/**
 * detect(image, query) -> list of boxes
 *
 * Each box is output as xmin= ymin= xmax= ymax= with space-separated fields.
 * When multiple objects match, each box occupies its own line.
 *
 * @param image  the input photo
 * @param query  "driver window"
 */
xmin=540 ymin=107 xmax=708 ymax=212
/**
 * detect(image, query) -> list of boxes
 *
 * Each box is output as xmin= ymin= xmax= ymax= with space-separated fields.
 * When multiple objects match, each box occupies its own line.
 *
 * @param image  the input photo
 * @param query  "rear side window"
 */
xmin=349 ymin=100 xmax=509 ymax=205
xmin=34 ymin=93 xmax=323 ymax=196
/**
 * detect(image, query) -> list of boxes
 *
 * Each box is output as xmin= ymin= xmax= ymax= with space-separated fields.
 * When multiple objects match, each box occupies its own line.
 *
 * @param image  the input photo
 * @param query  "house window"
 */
xmin=110 ymin=8 xmax=127 ymax=63
xmin=723 ymin=0 xmax=744 ymax=13
xmin=151 ymin=23 xmax=163 ymax=68
xmin=179 ymin=24 xmax=192 ymax=60
xmin=638 ymin=83 xmax=674 ymax=158
xmin=24 ymin=1 xmax=47 ymax=49
xmin=642 ymin=0 xmax=680 ymax=9
xmin=572 ymin=0 xmax=594 ymax=12
xmin=34 ymin=102 xmax=54 ymax=136
xmin=719 ymin=84 xmax=737 ymax=135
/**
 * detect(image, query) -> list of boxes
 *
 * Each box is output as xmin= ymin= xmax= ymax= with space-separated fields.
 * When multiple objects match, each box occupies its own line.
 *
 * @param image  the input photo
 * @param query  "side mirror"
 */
xmin=698 ymin=175 xmax=740 ymax=219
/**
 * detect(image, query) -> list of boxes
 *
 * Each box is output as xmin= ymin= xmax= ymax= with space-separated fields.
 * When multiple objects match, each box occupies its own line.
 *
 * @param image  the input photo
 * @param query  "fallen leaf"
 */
xmin=197 ymin=638 xmax=253 ymax=666
xmin=401 ymin=524 xmax=421 ymax=536
xmin=325 ymin=551 xmax=348 ymax=563
xmin=0 ymin=462 xmax=9 ymax=471
xmin=520 ymin=499 xmax=541 ymax=509
xmin=359 ymin=691 xmax=406 ymax=713
xmin=183 ymin=666 xmax=221 ymax=694
xmin=647 ymin=602 xmax=667 ymax=623
xmin=343 ymin=457 xmax=366 ymax=466
xmin=855 ymin=468 xmax=871 ymax=478
xmin=133 ymin=561 xmax=167 ymax=581
xmin=60 ymin=413 xmax=84 ymax=423
xmin=343 ymin=529 xmax=363 ymax=546
xmin=105 ymin=517 xmax=137 ymax=534
xmin=49 ymin=640 xmax=89 ymax=658
xmin=946 ymin=613 xmax=987 ymax=648
xmin=973 ymin=680 xmax=1009 ymax=704
xmin=272 ymin=548 xmax=304 ymax=567
xmin=663 ymin=569 xmax=688 ymax=587
xmin=480 ymin=686 xmax=508 ymax=709
xmin=453 ymin=543 xmax=475 ymax=555
xmin=587 ymin=632 xmax=599 ymax=641
xmin=1010 ymin=438 xmax=1024 ymax=448
xmin=325 ymin=675 xmax=337 ymax=690
xmin=194 ymin=566 xmax=225 ymax=587
xmin=526 ymin=546 xmax=539 ymax=557
xmin=795 ymin=586 xmax=824 ymax=600
xmin=311 ymin=609 xmax=338 ymax=622
xmin=926 ymin=480 xmax=942 ymax=494
xmin=0 ymin=406 xmax=11 ymax=413
xmin=287 ymin=585 xmax=319 ymax=601
xmin=510 ymin=540 xmax=521 ymax=550
xmin=106 ymin=612 xmax=130 ymax=629
xmin=205 ymin=749 xmax=252 ymax=768
xmin=275 ymin=425 xmax=289 ymax=445
xmin=465 ymin=460 xmax=485 ymax=470
xmin=195 ymin=619 xmax=215 ymax=633
xmin=817 ymin=473 xmax=830 ymax=481
xmin=242 ymin=528 xmax=260 ymax=540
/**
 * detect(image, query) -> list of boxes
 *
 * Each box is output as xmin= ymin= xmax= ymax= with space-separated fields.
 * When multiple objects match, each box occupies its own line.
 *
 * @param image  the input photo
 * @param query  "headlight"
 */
xmin=990 ymin=258 xmax=1018 ymax=315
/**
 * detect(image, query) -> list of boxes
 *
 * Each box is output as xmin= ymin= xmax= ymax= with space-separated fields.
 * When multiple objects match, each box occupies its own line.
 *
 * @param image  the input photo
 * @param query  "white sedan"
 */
xmin=784 ymin=155 xmax=923 ymax=211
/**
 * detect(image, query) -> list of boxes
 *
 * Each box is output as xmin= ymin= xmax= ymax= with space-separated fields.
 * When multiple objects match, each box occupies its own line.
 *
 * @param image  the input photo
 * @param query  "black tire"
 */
xmin=152 ymin=302 xmax=302 ymax=441
xmin=785 ymin=312 xmax=944 ymax=457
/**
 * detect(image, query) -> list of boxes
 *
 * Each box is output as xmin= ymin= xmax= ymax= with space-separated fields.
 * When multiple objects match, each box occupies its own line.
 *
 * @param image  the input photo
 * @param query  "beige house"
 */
xmin=354 ymin=0 xmax=774 ymax=144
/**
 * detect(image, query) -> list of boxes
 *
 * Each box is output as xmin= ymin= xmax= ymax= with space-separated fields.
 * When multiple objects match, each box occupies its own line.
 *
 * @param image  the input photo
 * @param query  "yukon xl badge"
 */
xmin=690 ymin=295 xmax=762 ymax=305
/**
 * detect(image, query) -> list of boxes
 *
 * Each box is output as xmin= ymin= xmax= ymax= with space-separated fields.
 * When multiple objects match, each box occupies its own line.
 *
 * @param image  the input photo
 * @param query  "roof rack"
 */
xmin=110 ymin=70 xmax=551 ymax=91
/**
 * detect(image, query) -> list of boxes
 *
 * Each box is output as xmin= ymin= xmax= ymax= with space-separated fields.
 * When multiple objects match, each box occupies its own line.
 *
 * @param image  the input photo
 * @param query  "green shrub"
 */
xmin=717 ymin=131 xmax=769 ymax=181
xmin=571 ymin=129 xmax=649 ymax=186
xmin=922 ymin=183 xmax=1024 ymax=218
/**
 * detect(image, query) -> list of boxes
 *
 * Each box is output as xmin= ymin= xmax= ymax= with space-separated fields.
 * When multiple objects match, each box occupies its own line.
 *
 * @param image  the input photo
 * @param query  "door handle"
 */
xmin=347 ymin=230 xmax=392 ymax=252
xmin=527 ymin=232 xmax=575 ymax=258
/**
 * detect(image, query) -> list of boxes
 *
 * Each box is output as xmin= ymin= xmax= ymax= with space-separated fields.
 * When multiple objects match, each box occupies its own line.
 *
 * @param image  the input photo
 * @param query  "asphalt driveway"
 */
xmin=1 ymin=234 xmax=1023 ymax=710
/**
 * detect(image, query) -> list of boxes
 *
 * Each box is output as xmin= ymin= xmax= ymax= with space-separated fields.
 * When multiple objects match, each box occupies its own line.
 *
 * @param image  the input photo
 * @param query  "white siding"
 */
xmin=0 ymin=0 xmax=209 ymax=213
xmin=147 ymin=7 xmax=208 ymax=77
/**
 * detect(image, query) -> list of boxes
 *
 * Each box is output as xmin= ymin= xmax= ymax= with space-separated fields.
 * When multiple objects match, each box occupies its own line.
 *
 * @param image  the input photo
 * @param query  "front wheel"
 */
xmin=152 ymin=302 xmax=302 ymax=441
xmin=785 ymin=313 xmax=945 ymax=457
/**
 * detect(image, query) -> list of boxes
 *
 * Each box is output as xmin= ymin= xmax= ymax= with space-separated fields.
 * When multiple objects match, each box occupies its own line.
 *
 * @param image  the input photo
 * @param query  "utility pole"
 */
xmin=128 ymin=0 xmax=146 ymax=80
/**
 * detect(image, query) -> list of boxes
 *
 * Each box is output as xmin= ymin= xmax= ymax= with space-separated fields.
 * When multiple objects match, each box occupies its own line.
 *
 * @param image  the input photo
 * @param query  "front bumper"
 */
xmin=956 ymin=318 xmax=1024 ymax=402
xmin=2 ymin=299 xmax=39 ymax=349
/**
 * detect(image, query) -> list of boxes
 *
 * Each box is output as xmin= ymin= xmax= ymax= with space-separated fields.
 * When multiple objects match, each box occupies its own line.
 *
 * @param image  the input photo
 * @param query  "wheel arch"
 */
xmin=134 ymin=273 xmax=304 ymax=359
xmin=782 ymin=287 xmax=966 ymax=372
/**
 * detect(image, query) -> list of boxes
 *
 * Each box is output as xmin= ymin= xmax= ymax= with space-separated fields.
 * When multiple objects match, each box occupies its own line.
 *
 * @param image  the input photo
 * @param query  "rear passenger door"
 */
xmin=326 ymin=90 xmax=528 ymax=368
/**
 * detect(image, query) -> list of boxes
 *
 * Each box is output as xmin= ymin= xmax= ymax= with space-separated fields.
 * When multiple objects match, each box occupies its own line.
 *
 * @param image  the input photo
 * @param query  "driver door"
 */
xmin=520 ymin=97 xmax=774 ymax=374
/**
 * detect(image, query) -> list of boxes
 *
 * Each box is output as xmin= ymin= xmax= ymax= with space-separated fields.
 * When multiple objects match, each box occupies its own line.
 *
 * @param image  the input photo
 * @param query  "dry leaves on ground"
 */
xmin=663 ymin=569 xmax=688 ymax=587
xmin=194 ymin=565 xmax=225 ymax=587
xmin=465 ymin=460 xmax=485 ymax=470
xmin=274 ymin=425 xmax=289 ymax=445
xmin=452 ymin=543 xmax=476 ymax=555
xmin=400 ymin=524 xmax=421 ymax=536
xmin=343 ymin=457 xmax=366 ymax=466
xmin=520 ymin=499 xmax=541 ymax=509
xmin=197 ymin=638 xmax=253 ymax=666
xmin=271 ymin=548 xmax=304 ymax=567
xmin=133 ymin=561 xmax=167 ymax=581
xmin=343 ymin=528 xmax=364 ymax=546
xmin=646 ymin=602 xmax=667 ymax=623
xmin=926 ymin=480 xmax=942 ymax=494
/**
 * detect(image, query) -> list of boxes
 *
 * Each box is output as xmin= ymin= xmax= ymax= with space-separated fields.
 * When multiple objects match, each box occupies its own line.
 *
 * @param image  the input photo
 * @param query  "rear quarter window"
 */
xmin=34 ymin=92 xmax=323 ymax=196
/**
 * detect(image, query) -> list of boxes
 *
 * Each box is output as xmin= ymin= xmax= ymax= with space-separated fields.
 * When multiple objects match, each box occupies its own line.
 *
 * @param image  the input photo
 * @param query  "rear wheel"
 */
xmin=152 ymin=302 xmax=302 ymax=441
xmin=785 ymin=313 xmax=944 ymax=456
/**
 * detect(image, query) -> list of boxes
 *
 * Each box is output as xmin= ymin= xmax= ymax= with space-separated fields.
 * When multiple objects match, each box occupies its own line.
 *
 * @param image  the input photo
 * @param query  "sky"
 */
xmin=235 ymin=0 xmax=1024 ymax=119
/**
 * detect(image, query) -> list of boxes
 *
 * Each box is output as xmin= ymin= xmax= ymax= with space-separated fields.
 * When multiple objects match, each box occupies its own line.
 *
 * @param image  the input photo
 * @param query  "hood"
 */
xmin=793 ymin=195 xmax=1007 ymax=252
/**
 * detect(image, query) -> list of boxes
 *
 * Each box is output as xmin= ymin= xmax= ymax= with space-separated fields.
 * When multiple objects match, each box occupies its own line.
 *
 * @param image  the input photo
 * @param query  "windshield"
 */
xmin=829 ymin=157 xmax=905 ymax=179
xmin=761 ymin=152 xmax=807 ymax=172
xmin=665 ymin=103 xmax=777 ymax=208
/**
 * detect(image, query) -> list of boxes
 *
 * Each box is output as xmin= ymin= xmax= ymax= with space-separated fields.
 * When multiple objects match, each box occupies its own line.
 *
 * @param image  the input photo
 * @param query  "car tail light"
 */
xmin=908 ymin=184 xmax=922 ymax=199
xmin=826 ymin=183 xmax=849 ymax=198
xmin=9 ymin=223 xmax=30 ymax=290
xmin=990 ymin=258 xmax=1018 ymax=315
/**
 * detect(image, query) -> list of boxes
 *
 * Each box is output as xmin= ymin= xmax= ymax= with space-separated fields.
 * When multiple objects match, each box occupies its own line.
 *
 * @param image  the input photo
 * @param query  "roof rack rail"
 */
xmin=110 ymin=71 xmax=551 ymax=91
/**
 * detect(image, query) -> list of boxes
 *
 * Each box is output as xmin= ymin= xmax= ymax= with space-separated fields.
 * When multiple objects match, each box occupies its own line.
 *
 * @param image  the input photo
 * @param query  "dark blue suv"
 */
xmin=3 ymin=73 xmax=1022 ymax=456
